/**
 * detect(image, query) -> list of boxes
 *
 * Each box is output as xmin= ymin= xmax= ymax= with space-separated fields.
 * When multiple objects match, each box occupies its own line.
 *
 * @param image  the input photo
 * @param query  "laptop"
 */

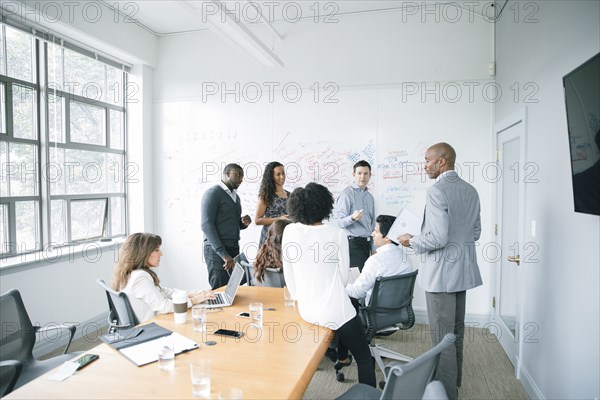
xmin=202 ymin=262 xmax=245 ymax=309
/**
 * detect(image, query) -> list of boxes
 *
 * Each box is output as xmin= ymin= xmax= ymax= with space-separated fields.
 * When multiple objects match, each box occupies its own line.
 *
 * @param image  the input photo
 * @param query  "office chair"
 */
xmin=0 ymin=289 xmax=81 ymax=396
xmin=261 ymin=267 xmax=286 ymax=288
xmin=240 ymin=261 xmax=257 ymax=287
xmin=96 ymin=279 xmax=139 ymax=333
xmin=422 ymin=380 xmax=449 ymax=400
xmin=335 ymin=333 xmax=456 ymax=400
xmin=360 ymin=271 xmax=419 ymax=378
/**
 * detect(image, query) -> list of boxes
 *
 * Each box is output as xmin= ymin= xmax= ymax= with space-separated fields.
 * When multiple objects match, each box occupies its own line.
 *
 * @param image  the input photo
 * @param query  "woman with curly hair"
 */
xmin=255 ymin=161 xmax=290 ymax=248
xmin=112 ymin=233 xmax=215 ymax=322
xmin=282 ymin=183 xmax=376 ymax=387
xmin=253 ymin=219 xmax=292 ymax=284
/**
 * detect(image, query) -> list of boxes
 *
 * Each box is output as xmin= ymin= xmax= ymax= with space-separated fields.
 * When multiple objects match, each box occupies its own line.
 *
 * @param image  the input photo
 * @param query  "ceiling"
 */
xmin=101 ymin=1 xmax=499 ymax=36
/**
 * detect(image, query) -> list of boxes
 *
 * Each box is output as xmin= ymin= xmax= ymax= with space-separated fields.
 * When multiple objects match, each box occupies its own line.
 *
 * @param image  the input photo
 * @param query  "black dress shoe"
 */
xmin=325 ymin=348 xmax=338 ymax=362
xmin=334 ymin=355 xmax=353 ymax=371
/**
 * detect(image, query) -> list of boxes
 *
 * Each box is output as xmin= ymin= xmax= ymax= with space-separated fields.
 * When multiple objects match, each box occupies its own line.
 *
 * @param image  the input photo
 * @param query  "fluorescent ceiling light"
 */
xmin=184 ymin=1 xmax=284 ymax=68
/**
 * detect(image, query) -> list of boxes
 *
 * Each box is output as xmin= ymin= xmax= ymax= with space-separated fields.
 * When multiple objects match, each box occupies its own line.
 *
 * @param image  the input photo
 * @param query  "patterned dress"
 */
xmin=258 ymin=192 xmax=289 ymax=248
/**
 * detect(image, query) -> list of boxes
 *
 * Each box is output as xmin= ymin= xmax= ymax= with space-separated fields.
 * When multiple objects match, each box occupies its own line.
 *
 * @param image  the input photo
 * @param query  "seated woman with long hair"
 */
xmin=253 ymin=219 xmax=292 ymax=284
xmin=112 ymin=233 xmax=215 ymax=322
xmin=282 ymin=183 xmax=376 ymax=387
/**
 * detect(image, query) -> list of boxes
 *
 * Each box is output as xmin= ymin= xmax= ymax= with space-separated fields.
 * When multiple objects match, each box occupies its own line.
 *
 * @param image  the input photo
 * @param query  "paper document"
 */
xmin=348 ymin=267 xmax=360 ymax=284
xmin=119 ymin=332 xmax=199 ymax=367
xmin=388 ymin=209 xmax=422 ymax=244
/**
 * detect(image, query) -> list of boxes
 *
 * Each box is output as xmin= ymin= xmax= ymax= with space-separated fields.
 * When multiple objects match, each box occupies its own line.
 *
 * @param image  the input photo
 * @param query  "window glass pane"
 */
xmin=50 ymin=199 xmax=67 ymax=245
xmin=111 ymin=197 xmax=124 ymax=235
xmin=12 ymin=85 xmax=36 ymax=140
xmin=0 ymin=26 xmax=4 ymax=76
xmin=9 ymin=142 xmax=37 ymax=196
xmin=106 ymin=153 xmax=124 ymax=193
xmin=70 ymin=101 xmax=105 ymax=145
xmin=107 ymin=66 xmax=123 ymax=106
xmin=0 ymin=83 xmax=5 ymax=134
xmin=71 ymin=199 xmax=106 ymax=241
xmin=48 ymin=147 xmax=65 ymax=195
xmin=109 ymin=109 xmax=123 ymax=150
xmin=15 ymin=200 xmax=39 ymax=252
xmin=63 ymin=149 xmax=106 ymax=194
xmin=47 ymin=42 xmax=63 ymax=88
xmin=0 ymin=141 xmax=7 ymax=197
xmin=5 ymin=26 xmax=33 ymax=82
xmin=0 ymin=203 xmax=8 ymax=254
xmin=64 ymin=48 xmax=104 ymax=102
xmin=48 ymin=94 xmax=64 ymax=143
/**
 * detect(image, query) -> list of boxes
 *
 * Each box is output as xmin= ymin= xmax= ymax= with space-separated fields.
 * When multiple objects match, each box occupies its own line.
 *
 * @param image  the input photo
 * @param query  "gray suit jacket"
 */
xmin=410 ymin=170 xmax=482 ymax=293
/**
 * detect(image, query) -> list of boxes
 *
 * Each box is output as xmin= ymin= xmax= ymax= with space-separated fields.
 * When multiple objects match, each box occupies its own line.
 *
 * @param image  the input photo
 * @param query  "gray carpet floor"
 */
xmin=303 ymin=324 xmax=529 ymax=400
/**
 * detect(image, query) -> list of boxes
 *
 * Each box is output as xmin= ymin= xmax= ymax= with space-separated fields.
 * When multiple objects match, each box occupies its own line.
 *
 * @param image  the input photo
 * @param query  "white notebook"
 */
xmin=119 ymin=332 xmax=199 ymax=366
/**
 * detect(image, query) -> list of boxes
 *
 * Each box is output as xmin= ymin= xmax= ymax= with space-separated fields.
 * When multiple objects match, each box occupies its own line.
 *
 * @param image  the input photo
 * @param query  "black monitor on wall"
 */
xmin=563 ymin=52 xmax=600 ymax=216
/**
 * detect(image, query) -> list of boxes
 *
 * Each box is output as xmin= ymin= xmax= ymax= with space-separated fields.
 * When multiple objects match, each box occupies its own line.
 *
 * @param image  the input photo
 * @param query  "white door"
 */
xmin=494 ymin=109 xmax=527 ymax=377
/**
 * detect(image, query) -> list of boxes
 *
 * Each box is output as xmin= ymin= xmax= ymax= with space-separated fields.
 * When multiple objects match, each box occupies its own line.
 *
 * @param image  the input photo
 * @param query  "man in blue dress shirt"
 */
xmin=332 ymin=160 xmax=376 ymax=272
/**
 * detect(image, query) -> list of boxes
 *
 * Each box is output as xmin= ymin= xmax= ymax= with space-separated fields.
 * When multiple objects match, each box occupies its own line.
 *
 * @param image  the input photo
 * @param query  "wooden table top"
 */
xmin=6 ymin=286 xmax=333 ymax=399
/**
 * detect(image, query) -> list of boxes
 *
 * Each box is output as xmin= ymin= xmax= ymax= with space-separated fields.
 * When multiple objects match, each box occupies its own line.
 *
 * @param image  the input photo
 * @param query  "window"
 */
xmin=0 ymin=22 xmax=128 ymax=258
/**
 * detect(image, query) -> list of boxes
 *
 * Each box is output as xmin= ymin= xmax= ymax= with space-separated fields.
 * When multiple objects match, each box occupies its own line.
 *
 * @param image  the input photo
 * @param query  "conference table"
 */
xmin=5 ymin=286 xmax=333 ymax=399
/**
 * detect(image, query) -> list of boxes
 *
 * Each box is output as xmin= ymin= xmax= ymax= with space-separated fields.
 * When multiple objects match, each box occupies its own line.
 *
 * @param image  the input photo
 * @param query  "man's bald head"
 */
xmin=428 ymin=142 xmax=456 ymax=168
xmin=423 ymin=142 xmax=456 ymax=179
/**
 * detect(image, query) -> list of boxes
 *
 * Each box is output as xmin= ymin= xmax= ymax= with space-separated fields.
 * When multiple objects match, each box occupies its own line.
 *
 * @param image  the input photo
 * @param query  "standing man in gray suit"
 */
xmin=201 ymin=163 xmax=252 ymax=289
xmin=399 ymin=143 xmax=482 ymax=400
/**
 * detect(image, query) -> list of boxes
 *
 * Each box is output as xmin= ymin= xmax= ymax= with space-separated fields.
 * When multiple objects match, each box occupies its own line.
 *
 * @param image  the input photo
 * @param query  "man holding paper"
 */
xmin=398 ymin=142 xmax=481 ymax=400
xmin=332 ymin=160 xmax=376 ymax=271
xmin=345 ymin=215 xmax=412 ymax=304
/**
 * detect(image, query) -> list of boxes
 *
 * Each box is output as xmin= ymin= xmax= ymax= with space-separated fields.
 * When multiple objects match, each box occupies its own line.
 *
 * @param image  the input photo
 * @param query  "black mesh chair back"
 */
xmin=261 ymin=268 xmax=286 ymax=288
xmin=96 ymin=279 xmax=140 ymax=331
xmin=1 ymin=289 xmax=79 ymax=396
xmin=1 ymin=289 xmax=35 ymax=368
xmin=362 ymin=270 xmax=418 ymax=342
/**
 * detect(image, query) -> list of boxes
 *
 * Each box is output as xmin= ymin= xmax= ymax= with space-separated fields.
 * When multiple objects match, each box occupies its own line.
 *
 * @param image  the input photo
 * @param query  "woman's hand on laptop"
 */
xmin=190 ymin=290 xmax=216 ymax=305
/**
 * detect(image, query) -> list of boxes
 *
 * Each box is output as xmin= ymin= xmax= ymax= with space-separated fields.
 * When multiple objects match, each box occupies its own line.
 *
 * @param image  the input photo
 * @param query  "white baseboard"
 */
xmin=414 ymin=306 xmax=492 ymax=327
xmin=518 ymin=359 xmax=543 ymax=399
xmin=33 ymin=312 xmax=109 ymax=358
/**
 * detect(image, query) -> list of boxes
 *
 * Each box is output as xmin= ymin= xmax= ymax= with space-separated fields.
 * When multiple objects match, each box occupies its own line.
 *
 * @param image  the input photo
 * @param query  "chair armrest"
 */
xmin=0 ymin=359 xmax=23 ymax=396
xmin=34 ymin=324 xmax=77 ymax=354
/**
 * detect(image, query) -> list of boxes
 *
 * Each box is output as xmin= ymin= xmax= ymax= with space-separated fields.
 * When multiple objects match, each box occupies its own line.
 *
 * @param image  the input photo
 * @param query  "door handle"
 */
xmin=507 ymin=255 xmax=520 ymax=266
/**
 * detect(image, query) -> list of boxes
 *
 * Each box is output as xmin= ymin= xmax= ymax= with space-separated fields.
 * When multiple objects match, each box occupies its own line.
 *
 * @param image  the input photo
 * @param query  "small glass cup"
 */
xmin=218 ymin=387 xmax=243 ymax=400
xmin=249 ymin=302 xmax=263 ymax=329
xmin=157 ymin=337 xmax=175 ymax=371
xmin=283 ymin=286 xmax=294 ymax=307
xmin=192 ymin=305 xmax=208 ymax=332
xmin=190 ymin=359 xmax=211 ymax=398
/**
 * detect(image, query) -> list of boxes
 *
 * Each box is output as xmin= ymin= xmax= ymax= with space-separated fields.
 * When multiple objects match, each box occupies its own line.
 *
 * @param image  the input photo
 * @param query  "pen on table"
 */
xmin=264 ymin=308 xmax=277 ymax=311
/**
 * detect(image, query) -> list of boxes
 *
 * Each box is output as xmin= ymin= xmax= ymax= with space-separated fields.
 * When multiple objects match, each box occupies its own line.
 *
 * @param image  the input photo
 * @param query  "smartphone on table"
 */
xmin=214 ymin=329 xmax=244 ymax=338
xmin=76 ymin=354 xmax=99 ymax=370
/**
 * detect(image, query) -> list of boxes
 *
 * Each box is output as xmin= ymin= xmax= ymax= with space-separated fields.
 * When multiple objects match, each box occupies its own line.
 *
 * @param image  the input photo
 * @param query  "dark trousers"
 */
xmin=348 ymin=237 xmax=371 ymax=272
xmin=336 ymin=314 xmax=376 ymax=387
xmin=204 ymin=242 xmax=239 ymax=289
xmin=426 ymin=291 xmax=466 ymax=400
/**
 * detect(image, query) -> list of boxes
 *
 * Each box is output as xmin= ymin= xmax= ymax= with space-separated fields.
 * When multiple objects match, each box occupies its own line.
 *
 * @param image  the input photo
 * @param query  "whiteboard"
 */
xmin=155 ymin=83 xmax=492 ymax=292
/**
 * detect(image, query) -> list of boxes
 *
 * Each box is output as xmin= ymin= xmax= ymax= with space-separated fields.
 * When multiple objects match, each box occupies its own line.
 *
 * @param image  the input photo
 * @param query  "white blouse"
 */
xmin=121 ymin=270 xmax=189 ymax=323
xmin=282 ymin=223 xmax=356 ymax=329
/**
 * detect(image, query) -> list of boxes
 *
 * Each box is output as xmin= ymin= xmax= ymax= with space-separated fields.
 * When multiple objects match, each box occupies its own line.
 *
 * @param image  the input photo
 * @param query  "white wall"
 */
xmin=495 ymin=1 xmax=600 ymax=399
xmin=154 ymin=8 xmax=495 ymax=320
xmin=0 ymin=1 xmax=158 ymax=354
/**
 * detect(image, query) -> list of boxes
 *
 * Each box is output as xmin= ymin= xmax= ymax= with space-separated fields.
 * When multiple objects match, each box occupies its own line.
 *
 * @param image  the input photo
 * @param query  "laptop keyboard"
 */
xmin=207 ymin=294 xmax=225 ymax=305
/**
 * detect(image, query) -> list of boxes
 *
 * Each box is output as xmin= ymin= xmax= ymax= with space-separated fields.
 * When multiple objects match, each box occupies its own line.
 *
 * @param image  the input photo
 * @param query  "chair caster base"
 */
xmin=336 ymin=371 xmax=345 ymax=382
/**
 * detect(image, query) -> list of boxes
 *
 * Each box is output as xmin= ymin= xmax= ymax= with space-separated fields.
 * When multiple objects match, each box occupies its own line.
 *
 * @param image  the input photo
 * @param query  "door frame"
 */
xmin=492 ymin=107 xmax=528 ymax=378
